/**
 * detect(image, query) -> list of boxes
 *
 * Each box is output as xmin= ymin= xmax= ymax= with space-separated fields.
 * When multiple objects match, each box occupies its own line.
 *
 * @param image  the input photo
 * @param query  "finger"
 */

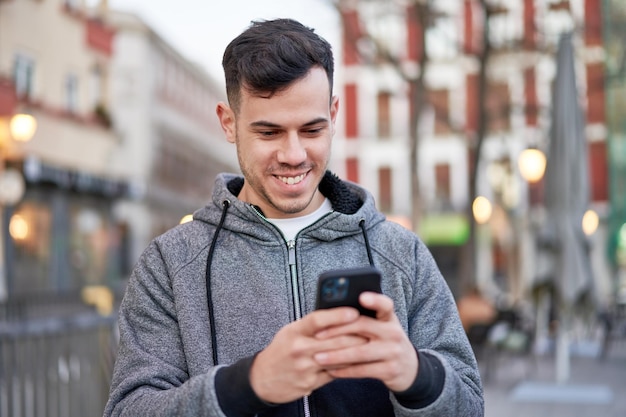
xmin=359 ymin=292 xmax=395 ymax=320
xmin=298 ymin=307 xmax=360 ymax=336
xmin=325 ymin=352 xmax=418 ymax=392
xmin=315 ymin=315 xmax=390 ymax=340
xmin=325 ymin=360 xmax=393 ymax=380
xmin=314 ymin=334 xmax=368 ymax=352
xmin=314 ymin=339 xmax=388 ymax=367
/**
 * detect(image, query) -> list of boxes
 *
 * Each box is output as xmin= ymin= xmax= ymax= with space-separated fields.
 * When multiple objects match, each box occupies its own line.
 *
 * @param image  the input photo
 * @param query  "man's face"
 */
xmin=217 ymin=67 xmax=338 ymax=219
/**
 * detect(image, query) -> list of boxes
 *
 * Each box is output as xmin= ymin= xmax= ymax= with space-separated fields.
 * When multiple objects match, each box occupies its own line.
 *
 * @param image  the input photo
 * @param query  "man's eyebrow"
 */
xmin=249 ymin=117 xmax=329 ymax=129
xmin=250 ymin=120 xmax=281 ymax=128
xmin=302 ymin=117 xmax=329 ymax=127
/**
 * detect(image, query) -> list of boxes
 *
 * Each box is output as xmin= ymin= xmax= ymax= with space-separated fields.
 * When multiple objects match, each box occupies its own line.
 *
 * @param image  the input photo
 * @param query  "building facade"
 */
xmin=0 ymin=0 xmax=127 ymax=296
xmin=0 ymin=0 xmax=238 ymax=299
xmin=107 ymin=11 xmax=238 ymax=266
xmin=334 ymin=0 xmax=613 ymax=303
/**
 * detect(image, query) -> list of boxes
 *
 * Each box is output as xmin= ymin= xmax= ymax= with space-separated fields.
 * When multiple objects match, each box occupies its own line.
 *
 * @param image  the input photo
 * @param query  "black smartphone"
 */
xmin=315 ymin=266 xmax=382 ymax=318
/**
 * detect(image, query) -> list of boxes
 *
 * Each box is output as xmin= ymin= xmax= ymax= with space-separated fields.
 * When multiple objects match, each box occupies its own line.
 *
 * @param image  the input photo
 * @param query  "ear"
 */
xmin=216 ymin=102 xmax=236 ymax=144
xmin=330 ymin=95 xmax=339 ymax=136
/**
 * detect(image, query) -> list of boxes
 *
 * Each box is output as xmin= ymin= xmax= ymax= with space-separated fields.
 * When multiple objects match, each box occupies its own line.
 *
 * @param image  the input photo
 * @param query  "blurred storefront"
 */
xmin=4 ymin=157 xmax=130 ymax=295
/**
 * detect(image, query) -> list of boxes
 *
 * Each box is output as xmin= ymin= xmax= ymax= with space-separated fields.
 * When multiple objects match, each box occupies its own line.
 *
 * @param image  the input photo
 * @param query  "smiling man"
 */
xmin=217 ymin=66 xmax=336 ymax=219
xmin=104 ymin=19 xmax=484 ymax=417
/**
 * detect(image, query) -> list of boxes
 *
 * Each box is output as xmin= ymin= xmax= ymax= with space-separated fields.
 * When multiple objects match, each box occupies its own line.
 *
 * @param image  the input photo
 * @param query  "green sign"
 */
xmin=419 ymin=214 xmax=470 ymax=246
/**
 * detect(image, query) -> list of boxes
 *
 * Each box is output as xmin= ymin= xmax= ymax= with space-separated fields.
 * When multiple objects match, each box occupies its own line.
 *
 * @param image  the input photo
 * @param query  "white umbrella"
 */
xmin=543 ymin=32 xmax=593 ymax=383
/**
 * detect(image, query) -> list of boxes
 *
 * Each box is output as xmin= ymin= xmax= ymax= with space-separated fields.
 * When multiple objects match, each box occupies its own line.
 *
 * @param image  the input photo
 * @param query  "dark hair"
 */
xmin=222 ymin=18 xmax=334 ymax=112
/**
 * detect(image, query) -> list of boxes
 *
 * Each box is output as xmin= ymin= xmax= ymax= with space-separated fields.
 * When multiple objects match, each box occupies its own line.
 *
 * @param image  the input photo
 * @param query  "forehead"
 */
xmin=237 ymin=68 xmax=332 ymax=123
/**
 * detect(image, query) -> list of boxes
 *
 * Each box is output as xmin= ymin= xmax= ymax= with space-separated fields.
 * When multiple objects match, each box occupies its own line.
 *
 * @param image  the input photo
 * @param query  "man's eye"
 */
xmin=304 ymin=127 xmax=323 ymax=135
xmin=260 ymin=130 xmax=278 ymax=137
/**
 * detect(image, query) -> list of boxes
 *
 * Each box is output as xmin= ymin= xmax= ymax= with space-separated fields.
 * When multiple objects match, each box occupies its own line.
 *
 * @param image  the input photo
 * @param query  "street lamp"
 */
xmin=472 ymin=195 xmax=493 ymax=225
xmin=8 ymin=113 xmax=38 ymax=143
xmin=518 ymin=148 xmax=547 ymax=183
xmin=0 ymin=112 xmax=37 ymax=301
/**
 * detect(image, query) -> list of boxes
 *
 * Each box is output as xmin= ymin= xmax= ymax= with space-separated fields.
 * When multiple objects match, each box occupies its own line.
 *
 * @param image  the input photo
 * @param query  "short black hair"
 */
xmin=222 ymin=18 xmax=334 ymax=112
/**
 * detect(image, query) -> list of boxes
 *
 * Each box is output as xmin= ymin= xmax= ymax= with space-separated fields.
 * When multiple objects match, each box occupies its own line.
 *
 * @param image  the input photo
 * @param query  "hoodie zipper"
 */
xmin=287 ymin=240 xmax=302 ymax=320
xmin=250 ymin=206 xmax=334 ymax=417
xmin=287 ymin=239 xmax=311 ymax=417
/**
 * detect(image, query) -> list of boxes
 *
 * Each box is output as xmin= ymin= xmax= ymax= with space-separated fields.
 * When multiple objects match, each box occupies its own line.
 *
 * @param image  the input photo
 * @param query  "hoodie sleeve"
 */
xmin=390 ymin=239 xmax=484 ymax=417
xmin=103 ymin=241 xmax=229 ymax=417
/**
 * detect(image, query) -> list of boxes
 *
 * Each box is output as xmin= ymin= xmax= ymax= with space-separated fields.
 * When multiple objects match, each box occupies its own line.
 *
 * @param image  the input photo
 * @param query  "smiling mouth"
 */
xmin=277 ymin=173 xmax=307 ymax=185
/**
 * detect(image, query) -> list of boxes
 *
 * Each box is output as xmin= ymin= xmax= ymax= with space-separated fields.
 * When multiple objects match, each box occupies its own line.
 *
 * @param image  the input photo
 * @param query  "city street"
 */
xmin=483 ymin=339 xmax=626 ymax=417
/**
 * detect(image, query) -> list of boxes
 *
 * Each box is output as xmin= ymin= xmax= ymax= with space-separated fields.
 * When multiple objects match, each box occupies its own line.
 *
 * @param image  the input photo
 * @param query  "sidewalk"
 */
xmin=483 ymin=339 xmax=626 ymax=417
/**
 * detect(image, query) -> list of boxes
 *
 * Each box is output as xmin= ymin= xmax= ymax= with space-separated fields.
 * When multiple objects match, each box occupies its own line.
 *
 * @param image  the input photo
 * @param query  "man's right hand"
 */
xmin=249 ymin=307 xmax=363 ymax=404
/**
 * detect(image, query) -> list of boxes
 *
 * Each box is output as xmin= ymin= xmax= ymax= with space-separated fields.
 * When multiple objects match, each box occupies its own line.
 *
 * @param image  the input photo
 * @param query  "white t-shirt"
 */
xmin=267 ymin=198 xmax=333 ymax=242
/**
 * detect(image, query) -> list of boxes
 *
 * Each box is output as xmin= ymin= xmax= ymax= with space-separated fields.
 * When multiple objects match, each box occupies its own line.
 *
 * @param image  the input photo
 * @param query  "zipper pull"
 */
xmin=288 ymin=240 xmax=296 ymax=265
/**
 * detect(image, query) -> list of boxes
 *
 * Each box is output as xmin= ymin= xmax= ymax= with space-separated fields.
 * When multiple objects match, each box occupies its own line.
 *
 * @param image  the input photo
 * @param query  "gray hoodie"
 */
xmin=104 ymin=172 xmax=484 ymax=417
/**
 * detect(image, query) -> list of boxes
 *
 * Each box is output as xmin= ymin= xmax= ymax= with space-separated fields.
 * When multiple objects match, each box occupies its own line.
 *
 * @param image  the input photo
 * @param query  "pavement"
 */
xmin=482 ymin=338 xmax=626 ymax=417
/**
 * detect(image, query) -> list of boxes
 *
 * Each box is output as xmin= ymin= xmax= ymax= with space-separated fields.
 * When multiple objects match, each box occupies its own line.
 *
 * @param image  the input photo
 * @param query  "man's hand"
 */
xmin=250 ymin=307 xmax=365 ymax=404
xmin=312 ymin=292 xmax=419 ymax=392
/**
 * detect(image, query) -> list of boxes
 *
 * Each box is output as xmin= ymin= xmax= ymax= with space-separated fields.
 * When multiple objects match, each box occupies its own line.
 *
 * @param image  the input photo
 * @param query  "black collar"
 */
xmin=226 ymin=170 xmax=363 ymax=216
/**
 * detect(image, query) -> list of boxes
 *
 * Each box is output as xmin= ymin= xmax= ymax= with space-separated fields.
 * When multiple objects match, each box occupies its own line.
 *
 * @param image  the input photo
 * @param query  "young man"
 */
xmin=104 ymin=18 xmax=483 ymax=417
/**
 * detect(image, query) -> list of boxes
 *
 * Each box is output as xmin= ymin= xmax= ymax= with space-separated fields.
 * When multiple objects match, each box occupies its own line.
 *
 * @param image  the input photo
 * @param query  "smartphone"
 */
xmin=315 ymin=266 xmax=382 ymax=318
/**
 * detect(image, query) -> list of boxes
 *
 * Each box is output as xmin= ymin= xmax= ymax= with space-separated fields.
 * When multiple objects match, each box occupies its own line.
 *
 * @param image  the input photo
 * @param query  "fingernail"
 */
xmin=314 ymin=353 xmax=328 ymax=363
xmin=360 ymin=292 xmax=374 ymax=304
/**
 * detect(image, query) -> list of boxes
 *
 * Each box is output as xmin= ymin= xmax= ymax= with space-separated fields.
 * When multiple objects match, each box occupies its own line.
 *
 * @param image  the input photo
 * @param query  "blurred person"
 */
xmin=104 ymin=18 xmax=483 ymax=417
xmin=457 ymin=285 xmax=497 ymax=333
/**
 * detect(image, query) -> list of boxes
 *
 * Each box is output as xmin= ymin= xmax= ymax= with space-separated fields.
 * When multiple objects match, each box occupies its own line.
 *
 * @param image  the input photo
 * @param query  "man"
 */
xmin=104 ymin=18 xmax=483 ymax=417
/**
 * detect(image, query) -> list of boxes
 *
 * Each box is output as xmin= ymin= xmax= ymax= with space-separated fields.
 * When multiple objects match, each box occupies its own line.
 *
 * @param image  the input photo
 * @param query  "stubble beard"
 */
xmin=236 ymin=138 xmax=328 ymax=216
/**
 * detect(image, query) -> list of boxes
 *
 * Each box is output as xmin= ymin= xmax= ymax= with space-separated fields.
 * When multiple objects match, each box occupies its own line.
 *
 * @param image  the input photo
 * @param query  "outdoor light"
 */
xmin=472 ymin=196 xmax=492 ymax=225
xmin=9 ymin=113 xmax=37 ymax=142
xmin=518 ymin=148 xmax=546 ymax=183
xmin=8 ymin=213 xmax=29 ymax=241
xmin=582 ymin=209 xmax=599 ymax=236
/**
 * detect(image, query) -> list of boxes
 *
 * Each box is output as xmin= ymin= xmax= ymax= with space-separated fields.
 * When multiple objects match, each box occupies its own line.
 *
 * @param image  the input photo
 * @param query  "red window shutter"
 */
xmin=523 ymin=0 xmax=536 ymax=49
xmin=466 ymin=74 xmax=478 ymax=133
xmin=524 ymin=67 xmax=538 ymax=126
xmin=588 ymin=141 xmax=608 ymax=202
xmin=586 ymin=63 xmax=605 ymax=124
xmin=406 ymin=3 xmax=423 ymax=61
xmin=346 ymin=157 xmax=359 ymax=183
xmin=378 ymin=167 xmax=392 ymax=213
xmin=345 ymin=84 xmax=359 ymax=138
xmin=584 ymin=0 xmax=603 ymax=47
xmin=342 ymin=10 xmax=362 ymax=66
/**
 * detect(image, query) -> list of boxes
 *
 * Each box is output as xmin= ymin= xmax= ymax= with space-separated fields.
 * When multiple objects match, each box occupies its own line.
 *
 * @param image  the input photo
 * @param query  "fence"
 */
xmin=0 ymin=291 xmax=118 ymax=417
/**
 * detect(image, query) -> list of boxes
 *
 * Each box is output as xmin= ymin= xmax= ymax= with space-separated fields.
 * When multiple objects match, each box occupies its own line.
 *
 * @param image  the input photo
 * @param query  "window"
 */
xmin=64 ymin=0 xmax=80 ymax=10
xmin=429 ymin=89 xmax=451 ymax=135
xmin=346 ymin=157 xmax=359 ymax=183
xmin=65 ymin=73 xmax=79 ymax=113
xmin=378 ymin=166 xmax=392 ymax=213
xmin=8 ymin=201 xmax=52 ymax=294
xmin=377 ymin=91 xmax=391 ymax=139
xmin=344 ymin=84 xmax=358 ymax=138
xmin=13 ymin=54 xmax=35 ymax=99
xmin=89 ymin=65 xmax=103 ymax=109
xmin=435 ymin=163 xmax=451 ymax=208
xmin=486 ymin=82 xmax=511 ymax=132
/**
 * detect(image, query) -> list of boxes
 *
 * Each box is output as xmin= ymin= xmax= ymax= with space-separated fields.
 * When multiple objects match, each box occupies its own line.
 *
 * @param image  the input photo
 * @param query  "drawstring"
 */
xmin=206 ymin=204 xmax=370 ymax=365
xmin=206 ymin=199 xmax=230 ymax=365
xmin=359 ymin=219 xmax=375 ymax=266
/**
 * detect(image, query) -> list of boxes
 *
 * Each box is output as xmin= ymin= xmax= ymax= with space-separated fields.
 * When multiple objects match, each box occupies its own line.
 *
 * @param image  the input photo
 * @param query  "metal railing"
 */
xmin=0 ymin=292 xmax=118 ymax=417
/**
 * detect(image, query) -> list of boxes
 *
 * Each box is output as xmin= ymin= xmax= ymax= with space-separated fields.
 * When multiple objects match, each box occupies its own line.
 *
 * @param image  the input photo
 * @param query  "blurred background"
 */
xmin=0 ymin=0 xmax=625 ymax=416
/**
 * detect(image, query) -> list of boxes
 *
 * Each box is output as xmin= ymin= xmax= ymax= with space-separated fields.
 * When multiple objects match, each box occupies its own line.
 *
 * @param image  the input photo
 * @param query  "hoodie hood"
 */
xmin=192 ymin=171 xmax=387 ymax=242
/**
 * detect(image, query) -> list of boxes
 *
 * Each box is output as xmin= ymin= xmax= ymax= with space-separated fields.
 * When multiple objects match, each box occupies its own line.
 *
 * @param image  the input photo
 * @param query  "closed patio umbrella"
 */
xmin=542 ymin=31 xmax=593 ymax=382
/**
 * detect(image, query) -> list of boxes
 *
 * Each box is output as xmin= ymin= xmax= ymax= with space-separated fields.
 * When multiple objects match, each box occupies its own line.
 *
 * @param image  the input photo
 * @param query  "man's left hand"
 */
xmin=312 ymin=292 xmax=419 ymax=392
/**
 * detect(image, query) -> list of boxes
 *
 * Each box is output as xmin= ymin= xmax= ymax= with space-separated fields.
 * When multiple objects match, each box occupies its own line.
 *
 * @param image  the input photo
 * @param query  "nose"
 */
xmin=277 ymin=132 xmax=307 ymax=166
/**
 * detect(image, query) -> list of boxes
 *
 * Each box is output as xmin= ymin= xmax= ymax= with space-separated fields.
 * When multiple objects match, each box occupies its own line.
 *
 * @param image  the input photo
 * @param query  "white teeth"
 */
xmin=279 ymin=174 xmax=305 ymax=185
